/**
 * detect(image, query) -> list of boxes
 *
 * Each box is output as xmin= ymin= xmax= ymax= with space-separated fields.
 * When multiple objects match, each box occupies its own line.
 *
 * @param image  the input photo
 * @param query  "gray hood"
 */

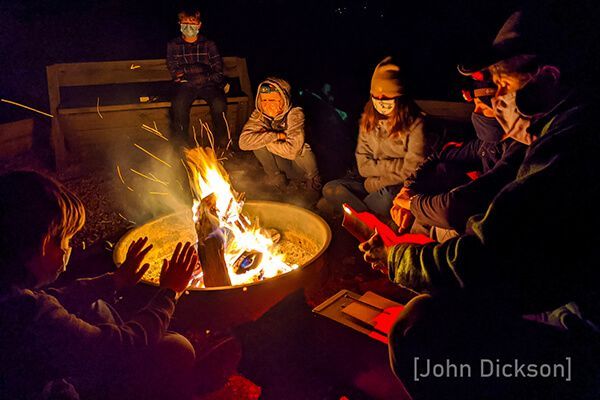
xmin=256 ymin=77 xmax=293 ymax=120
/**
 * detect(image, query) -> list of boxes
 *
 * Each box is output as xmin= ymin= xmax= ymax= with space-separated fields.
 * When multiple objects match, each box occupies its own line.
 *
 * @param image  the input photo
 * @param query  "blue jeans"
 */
xmin=253 ymin=144 xmax=320 ymax=181
xmin=321 ymin=178 xmax=400 ymax=219
xmin=170 ymin=83 xmax=228 ymax=148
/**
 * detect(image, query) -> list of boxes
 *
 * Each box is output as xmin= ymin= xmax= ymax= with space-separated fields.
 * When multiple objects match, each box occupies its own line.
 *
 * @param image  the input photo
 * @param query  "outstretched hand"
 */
xmin=160 ymin=242 xmax=198 ymax=297
xmin=114 ymin=237 xmax=153 ymax=291
xmin=358 ymin=230 xmax=389 ymax=274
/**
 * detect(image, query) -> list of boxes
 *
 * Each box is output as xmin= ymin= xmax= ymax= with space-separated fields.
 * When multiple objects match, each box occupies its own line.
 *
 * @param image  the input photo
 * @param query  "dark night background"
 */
xmin=2 ymin=2 xmax=600 ymax=398
xmin=1 ymin=0 xmax=599 ymax=124
xmin=0 ymin=0 xmax=525 ymax=123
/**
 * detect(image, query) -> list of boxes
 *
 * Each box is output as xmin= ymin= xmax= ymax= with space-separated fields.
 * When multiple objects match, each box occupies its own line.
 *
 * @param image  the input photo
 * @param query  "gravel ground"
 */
xmin=2 ymin=149 xmax=413 ymax=399
xmin=1 ymin=151 xmax=130 ymax=250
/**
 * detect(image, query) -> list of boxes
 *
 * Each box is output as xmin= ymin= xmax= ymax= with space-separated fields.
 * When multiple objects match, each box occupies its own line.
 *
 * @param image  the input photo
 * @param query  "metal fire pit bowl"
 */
xmin=114 ymin=200 xmax=331 ymax=331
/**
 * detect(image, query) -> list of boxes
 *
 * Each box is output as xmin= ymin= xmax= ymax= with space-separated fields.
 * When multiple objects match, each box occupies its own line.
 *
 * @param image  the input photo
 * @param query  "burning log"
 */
xmin=194 ymin=193 xmax=231 ymax=287
xmin=184 ymin=148 xmax=232 ymax=286
xmin=198 ymin=234 xmax=231 ymax=287
xmin=267 ymin=228 xmax=281 ymax=244
xmin=181 ymin=146 xmax=300 ymax=287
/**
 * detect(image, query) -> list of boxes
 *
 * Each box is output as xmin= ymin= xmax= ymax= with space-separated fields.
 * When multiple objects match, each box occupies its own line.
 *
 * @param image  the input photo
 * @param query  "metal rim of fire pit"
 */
xmin=113 ymin=200 xmax=332 ymax=291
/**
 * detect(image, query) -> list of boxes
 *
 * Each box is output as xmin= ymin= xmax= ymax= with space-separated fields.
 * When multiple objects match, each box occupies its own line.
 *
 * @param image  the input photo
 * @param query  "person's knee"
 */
xmin=365 ymin=193 xmax=392 ymax=216
xmin=389 ymin=294 xmax=434 ymax=346
xmin=322 ymin=181 xmax=340 ymax=200
xmin=156 ymin=333 xmax=196 ymax=370
xmin=388 ymin=294 xmax=435 ymax=378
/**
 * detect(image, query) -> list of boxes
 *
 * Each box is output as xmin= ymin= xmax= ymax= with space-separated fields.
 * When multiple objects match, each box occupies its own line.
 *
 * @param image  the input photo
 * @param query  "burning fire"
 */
xmin=186 ymin=148 xmax=299 ymax=286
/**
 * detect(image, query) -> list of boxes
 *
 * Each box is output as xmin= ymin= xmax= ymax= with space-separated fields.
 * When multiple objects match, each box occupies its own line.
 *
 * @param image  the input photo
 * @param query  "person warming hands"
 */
xmin=0 ymin=171 xmax=200 ymax=400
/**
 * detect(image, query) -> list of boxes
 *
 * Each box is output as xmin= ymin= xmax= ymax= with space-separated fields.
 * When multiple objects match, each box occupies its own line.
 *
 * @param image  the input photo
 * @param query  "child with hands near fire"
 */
xmin=0 ymin=171 xmax=199 ymax=400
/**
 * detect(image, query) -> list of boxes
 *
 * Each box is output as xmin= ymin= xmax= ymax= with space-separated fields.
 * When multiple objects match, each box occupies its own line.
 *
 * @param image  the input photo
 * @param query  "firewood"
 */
xmin=195 ymin=193 xmax=220 ymax=240
xmin=199 ymin=235 xmax=231 ymax=287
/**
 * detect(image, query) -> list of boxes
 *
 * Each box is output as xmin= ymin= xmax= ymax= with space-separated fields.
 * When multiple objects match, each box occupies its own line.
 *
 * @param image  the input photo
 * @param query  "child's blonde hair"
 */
xmin=0 ymin=171 xmax=85 ymax=287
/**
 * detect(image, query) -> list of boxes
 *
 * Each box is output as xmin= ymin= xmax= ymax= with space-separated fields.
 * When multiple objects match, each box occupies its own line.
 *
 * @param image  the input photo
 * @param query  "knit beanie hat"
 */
xmin=370 ymin=57 xmax=404 ymax=98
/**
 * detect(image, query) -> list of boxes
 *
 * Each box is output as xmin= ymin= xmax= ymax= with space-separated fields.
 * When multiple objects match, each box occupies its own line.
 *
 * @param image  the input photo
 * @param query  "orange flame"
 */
xmin=184 ymin=148 xmax=298 ymax=286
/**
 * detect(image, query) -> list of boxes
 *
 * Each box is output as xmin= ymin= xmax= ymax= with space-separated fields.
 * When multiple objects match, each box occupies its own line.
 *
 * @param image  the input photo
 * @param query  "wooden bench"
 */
xmin=47 ymin=57 xmax=253 ymax=171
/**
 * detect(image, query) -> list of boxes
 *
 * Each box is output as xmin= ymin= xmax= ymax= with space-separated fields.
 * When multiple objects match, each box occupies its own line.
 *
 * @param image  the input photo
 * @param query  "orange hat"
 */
xmin=370 ymin=57 xmax=404 ymax=98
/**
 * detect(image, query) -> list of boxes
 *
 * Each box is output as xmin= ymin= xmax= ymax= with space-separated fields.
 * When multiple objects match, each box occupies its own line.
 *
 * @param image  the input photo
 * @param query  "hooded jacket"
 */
xmin=239 ymin=78 xmax=306 ymax=160
xmin=387 ymin=91 xmax=600 ymax=332
xmin=356 ymin=114 xmax=435 ymax=193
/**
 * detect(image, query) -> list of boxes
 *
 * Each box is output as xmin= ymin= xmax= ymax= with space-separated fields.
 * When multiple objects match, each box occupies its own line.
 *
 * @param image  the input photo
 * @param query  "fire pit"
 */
xmin=113 ymin=200 xmax=331 ymax=330
xmin=114 ymin=147 xmax=331 ymax=330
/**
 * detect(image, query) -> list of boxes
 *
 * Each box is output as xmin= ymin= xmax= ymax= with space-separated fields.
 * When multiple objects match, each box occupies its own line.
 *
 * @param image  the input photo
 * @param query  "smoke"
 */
xmin=108 ymin=125 xmax=193 ymax=225
xmin=225 ymin=152 xmax=321 ymax=210
xmin=106 ymin=119 xmax=319 ymax=228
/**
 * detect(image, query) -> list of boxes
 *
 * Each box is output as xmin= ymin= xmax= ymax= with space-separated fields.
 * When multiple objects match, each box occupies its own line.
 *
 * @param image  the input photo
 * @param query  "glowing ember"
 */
xmin=185 ymin=148 xmax=299 ymax=286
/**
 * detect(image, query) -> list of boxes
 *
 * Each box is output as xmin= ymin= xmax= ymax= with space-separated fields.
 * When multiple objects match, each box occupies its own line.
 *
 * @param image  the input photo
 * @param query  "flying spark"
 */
xmin=1 ymin=98 xmax=54 ymax=118
xmin=133 ymin=143 xmax=172 ymax=168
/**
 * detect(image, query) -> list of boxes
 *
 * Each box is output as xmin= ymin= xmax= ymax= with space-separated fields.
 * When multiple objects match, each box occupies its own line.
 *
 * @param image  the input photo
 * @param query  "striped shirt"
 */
xmin=166 ymin=36 xmax=224 ymax=88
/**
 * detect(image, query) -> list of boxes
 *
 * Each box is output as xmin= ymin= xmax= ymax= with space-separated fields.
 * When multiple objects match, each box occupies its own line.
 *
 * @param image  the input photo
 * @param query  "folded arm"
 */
xmin=239 ymin=110 xmax=279 ymax=150
xmin=265 ymin=108 xmax=306 ymax=160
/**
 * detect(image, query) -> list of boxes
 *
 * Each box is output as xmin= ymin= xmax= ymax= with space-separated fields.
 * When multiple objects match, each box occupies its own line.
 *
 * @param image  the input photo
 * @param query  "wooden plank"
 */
xmin=0 ymin=137 xmax=33 ymax=158
xmin=52 ymin=57 xmax=249 ymax=87
xmin=59 ymin=106 xmax=238 ymax=131
xmin=236 ymin=58 xmax=254 ymax=117
xmin=0 ymin=119 xmax=34 ymax=158
xmin=0 ymin=118 xmax=34 ymax=140
xmin=54 ymin=59 xmax=170 ymax=87
xmin=57 ymin=96 xmax=248 ymax=115
xmin=61 ymin=108 xmax=171 ymax=129
xmin=47 ymin=57 xmax=251 ymax=171
xmin=416 ymin=100 xmax=473 ymax=122
xmin=46 ymin=65 xmax=68 ymax=170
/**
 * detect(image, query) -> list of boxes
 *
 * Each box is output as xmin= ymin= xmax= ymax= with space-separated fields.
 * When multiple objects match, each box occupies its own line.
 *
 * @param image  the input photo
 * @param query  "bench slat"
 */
xmin=57 ymin=96 xmax=249 ymax=115
xmin=49 ymin=58 xmax=247 ymax=87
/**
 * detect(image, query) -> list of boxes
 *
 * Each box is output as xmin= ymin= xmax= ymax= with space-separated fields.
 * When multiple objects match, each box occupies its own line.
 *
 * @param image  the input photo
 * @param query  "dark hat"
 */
xmin=457 ymin=9 xmax=558 ymax=75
